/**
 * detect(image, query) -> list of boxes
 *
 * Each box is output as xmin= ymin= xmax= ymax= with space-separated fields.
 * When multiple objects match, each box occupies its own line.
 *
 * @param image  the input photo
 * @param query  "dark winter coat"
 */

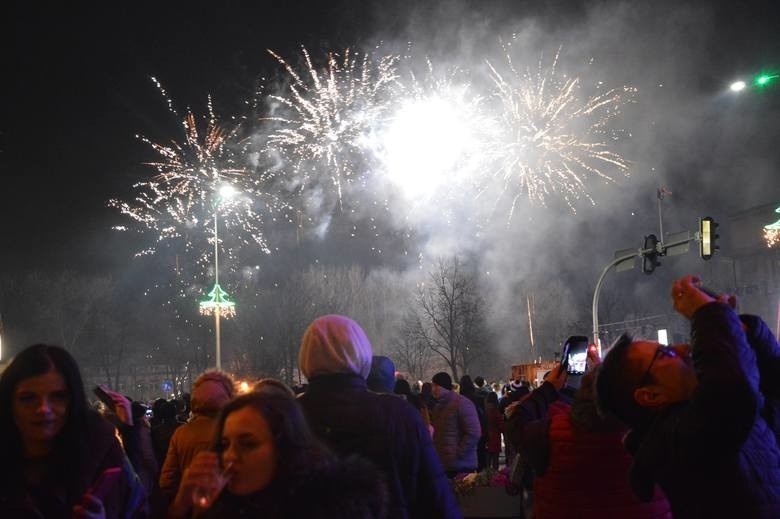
xmin=151 ymin=420 xmax=181 ymax=468
xmin=502 ymin=380 xmax=562 ymax=493
xmin=504 ymin=380 xmax=562 ymax=447
xmin=741 ymin=313 xmax=780 ymax=445
xmin=298 ymin=373 xmax=461 ymax=519
xmin=625 ymin=303 xmax=780 ymax=518
xmin=430 ymin=389 xmax=481 ymax=473
xmin=200 ymin=455 xmax=388 ymax=519
xmin=0 ymin=412 xmax=146 ymax=519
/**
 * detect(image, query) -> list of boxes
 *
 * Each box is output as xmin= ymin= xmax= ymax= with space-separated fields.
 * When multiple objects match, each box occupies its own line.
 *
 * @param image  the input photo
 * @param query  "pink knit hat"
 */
xmin=299 ymin=315 xmax=373 ymax=380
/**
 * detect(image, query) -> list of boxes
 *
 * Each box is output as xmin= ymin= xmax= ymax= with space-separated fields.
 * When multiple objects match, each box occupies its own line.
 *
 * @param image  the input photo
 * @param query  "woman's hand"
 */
xmin=586 ymin=344 xmax=601 ymax=371
xmin=545 ymin=365 xmax=568 ymax=391
xmin=100 ymin=386 xmax=133 ymax=426
xmin=170 ymin=451 xmax=226 ymax=517
xmin=72 ymin=493 xmax=105 ymax=519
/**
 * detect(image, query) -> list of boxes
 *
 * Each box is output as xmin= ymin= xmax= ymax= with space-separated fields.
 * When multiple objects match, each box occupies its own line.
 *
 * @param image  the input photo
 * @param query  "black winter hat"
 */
xmin=432 ymin=372 xmax=453 ymax=391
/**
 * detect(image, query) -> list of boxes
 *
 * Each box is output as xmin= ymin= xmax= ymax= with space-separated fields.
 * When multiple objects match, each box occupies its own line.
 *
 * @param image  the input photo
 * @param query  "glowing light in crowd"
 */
xmin=264 ymin=46 xmax=400 ymax=208
xmin=730 ymin=80 xmax=747 ymax=92
xmin=485 ymin=42 xmax=635 ymax=218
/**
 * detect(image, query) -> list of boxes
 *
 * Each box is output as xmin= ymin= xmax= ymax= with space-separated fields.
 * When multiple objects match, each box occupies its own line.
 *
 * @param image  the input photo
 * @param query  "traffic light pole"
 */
xmin=592 ymin=251 xmax=639 ymax=350
xmin=591 ymin=234 xmax=700 ymax=349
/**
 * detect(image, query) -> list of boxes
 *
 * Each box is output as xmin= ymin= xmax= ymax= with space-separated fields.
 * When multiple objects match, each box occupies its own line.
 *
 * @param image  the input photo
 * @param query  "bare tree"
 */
xmin=414 ymin=257 xmax=490 ymax=380
xmin=262 ymin=269 xmax=328 ymax=384
xmin=233 ymin=264 xmax=410 ymax=383
xmin=390 ymin=310 xmax=433 ymax=381
xmin=0 ymin=275 xmax=23 ymax=353
xmin=23 ymin=271 xmax=115 ymax=353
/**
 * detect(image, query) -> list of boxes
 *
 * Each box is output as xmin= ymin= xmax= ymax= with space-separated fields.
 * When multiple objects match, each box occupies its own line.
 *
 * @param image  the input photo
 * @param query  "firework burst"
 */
xmin=764 ymin=207 xmax=780 ymax=248
xmin=485 ymin=42 xmax=636 ymax=219
xmin=109 ymin=86 xmax=279 ymax=275
xmin=765 ymin=229 xmax=780 ymax=248
xmin=374 ymin=59 xmax=495 ymax=203
xmin=264 ymin=46 xmax=401 ymax=209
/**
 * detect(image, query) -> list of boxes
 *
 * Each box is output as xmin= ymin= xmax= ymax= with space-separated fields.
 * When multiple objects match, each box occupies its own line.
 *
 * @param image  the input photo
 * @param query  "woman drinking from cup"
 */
xmin=168 ymin=389 xmax=387 ymax=518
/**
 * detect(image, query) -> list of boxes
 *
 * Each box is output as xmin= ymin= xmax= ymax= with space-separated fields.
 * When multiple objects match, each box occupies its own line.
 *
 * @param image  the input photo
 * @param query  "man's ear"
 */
xmin=634 ymin=386 xmax=670 ymax=408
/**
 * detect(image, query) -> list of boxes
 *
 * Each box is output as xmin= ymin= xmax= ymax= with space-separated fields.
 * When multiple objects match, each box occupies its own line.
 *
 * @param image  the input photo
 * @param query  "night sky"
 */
xmin=7 ymin=1 xmax=376 ymax=272
xmin=5 ymin=0 xmax=780 ymax=279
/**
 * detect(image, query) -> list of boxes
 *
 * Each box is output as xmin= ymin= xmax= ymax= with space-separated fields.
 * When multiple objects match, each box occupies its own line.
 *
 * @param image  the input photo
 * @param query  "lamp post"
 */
xmin=199 ymin=184 xmax=237 ymax=370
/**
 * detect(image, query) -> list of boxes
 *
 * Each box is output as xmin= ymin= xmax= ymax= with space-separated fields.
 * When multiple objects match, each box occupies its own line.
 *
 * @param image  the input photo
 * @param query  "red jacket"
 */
xmin=533 ymin=413 xmax=671 ymax=519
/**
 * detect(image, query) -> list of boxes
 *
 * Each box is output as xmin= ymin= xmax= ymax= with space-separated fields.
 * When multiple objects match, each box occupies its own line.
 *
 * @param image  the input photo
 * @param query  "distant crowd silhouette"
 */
xmin=2 ymin=275 xmax=780 ymax=518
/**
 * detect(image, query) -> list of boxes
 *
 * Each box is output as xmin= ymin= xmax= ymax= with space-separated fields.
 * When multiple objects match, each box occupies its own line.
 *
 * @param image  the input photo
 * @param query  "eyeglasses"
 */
xmin=637 ymin=345 xmax=678 ymax=389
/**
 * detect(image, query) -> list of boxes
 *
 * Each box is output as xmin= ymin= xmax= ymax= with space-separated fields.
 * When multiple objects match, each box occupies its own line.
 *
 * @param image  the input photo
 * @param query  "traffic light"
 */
xmin=699 ymin=216 xmax=719 ymax=260
xmin=642 ymin=234 xmax=661 ymax=274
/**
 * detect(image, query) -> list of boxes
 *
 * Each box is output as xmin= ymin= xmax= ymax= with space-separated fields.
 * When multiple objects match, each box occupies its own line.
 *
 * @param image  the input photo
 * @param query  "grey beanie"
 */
xmin=299 ymin=315 xmax=373 ymax=380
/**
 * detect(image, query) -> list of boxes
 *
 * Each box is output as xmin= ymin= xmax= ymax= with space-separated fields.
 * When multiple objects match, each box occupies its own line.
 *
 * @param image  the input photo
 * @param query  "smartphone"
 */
xmin=558 ymin=341 xmax=571 ymax=375
xmin=562 ymin=336 xmax=589 ymax=375
xmin=93 ymin=385 xmax=116 ymax=412
xmin=88 ymin=466 xmax=122 ymax=501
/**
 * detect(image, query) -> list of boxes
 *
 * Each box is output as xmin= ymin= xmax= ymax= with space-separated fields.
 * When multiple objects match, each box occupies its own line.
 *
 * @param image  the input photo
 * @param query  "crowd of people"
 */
xmin=2 ymin=274 xmax=780 ymax=518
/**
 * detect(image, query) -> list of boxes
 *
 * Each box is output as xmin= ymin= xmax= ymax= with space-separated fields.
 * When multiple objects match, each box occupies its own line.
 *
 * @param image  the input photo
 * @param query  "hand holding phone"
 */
xmin=73 ymin=466 xmax=122 ymax=518
xmin=93 ymin=385 xmax=116 ymax=412
xmin=93 ymin=385 xmax=133 ymax=426
xmin=88 ymin=466 xmax=122 ymax=501
xmin=544 ymin=366 xmax=568 ymax=391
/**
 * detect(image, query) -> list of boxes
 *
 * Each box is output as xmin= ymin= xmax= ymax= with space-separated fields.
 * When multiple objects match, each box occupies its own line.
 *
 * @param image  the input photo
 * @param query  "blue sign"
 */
xmin=161 ymin=380 xmax=174 ymax=393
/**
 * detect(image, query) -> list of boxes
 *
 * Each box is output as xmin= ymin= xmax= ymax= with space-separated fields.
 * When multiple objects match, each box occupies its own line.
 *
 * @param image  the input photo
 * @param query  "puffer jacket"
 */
xmin=741 ymin=313 xmax=780 ymax=445
xmin=626 ymin=303 xmax=780 ymax=518
xmin=533 ymin=413 xmax=671 ymax=519
xmin=430 ymin=389 xmax=481 ymax=472
xmin=298 ymin=374 xmax=461 ymax=519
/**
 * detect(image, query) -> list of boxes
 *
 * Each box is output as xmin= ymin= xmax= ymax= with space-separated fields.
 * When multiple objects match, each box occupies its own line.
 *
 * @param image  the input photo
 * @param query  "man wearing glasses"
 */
xmin=596 ymin=275 xmax=780 ymax=518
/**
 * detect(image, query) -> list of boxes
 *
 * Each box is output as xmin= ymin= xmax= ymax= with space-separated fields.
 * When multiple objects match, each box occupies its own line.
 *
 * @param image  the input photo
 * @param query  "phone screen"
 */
xmin=566 ymin=339 xmax=589 ymax=375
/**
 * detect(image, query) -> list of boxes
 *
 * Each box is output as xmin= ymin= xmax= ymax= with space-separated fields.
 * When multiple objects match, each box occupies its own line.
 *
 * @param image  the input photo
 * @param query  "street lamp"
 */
xmin=199 ymin=184 xmax=237 ymax=370
xmin=729 ymin=80 xmax=747 ymax=92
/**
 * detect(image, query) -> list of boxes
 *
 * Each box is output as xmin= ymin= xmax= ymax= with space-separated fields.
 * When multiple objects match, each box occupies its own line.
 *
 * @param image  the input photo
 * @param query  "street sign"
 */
xmin=614 ymin=249 xmax=637 ymax=272
xmin=665 ymin=231 xmax=691 ymax=256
